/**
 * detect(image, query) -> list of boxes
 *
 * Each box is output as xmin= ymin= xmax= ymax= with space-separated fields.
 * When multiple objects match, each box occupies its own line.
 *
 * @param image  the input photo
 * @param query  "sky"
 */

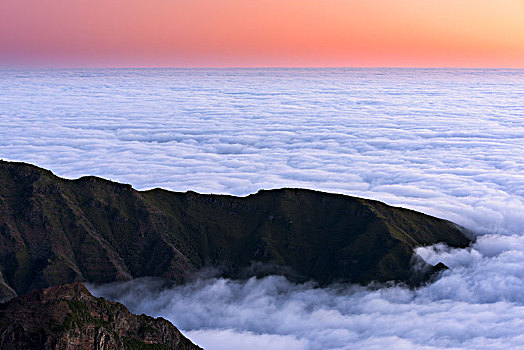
xmin=1 ymin=0 xmax=524 ymax=68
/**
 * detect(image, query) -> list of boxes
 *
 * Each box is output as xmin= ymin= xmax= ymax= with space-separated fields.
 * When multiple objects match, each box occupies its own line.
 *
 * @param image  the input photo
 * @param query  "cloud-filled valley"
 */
xmin=2 ymin=68 xmax=524 ymax=348
xmin=90 ymin=234 xmax=524 ymax=349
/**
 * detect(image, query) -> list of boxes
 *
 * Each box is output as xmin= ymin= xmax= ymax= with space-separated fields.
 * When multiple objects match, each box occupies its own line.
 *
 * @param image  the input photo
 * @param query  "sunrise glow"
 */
xmin=1 ymin=0 xmax=523 ymax=68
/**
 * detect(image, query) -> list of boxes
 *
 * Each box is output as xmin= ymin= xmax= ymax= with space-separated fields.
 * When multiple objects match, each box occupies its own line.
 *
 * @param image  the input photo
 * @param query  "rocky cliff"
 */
xmin=0 ymin=282 xmax=200 ymax=349
xmin=0 ymin=160 xmax=471 ymax=302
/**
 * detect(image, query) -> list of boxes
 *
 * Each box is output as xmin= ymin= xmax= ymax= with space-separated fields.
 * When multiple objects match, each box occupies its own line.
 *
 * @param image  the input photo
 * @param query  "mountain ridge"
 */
xmin=0 ymin=160 xmax=471 ymax=302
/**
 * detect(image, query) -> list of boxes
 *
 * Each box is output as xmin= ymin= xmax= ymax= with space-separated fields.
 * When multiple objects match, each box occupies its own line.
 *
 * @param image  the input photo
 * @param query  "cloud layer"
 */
xmin=89 ymin=234 xmax=524 ymax=349
xmin=2 ymin=68 xmax=524 ymax=348
xmin=2 ymin=68 xmax=524 ymax=234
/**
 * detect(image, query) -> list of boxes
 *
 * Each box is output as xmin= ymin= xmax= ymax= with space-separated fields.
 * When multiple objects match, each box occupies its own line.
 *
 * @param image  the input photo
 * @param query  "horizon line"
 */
xmin=1 ymin=65 xmax=524 ymax=70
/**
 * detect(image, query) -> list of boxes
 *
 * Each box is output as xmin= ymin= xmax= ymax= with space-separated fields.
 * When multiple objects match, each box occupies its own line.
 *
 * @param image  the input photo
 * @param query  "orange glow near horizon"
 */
xmin=1 ymin=0 xmax=523 ymax=68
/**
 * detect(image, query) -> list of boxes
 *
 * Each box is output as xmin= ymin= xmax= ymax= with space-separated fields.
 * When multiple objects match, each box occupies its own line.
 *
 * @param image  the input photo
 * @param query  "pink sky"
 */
xmin=1 ymin=0 xmax=523 ymax=68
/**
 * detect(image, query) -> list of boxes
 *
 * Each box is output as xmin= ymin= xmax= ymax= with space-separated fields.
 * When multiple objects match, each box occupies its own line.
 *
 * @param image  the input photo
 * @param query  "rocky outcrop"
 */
xmin=0 ymin=282 xmax=201 ymax=350
xmin=0 ymin=160 xmax=471 ymax=302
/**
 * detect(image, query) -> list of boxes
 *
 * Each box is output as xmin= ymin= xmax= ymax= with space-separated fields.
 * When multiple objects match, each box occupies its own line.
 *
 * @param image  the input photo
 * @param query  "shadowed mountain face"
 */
xmin=0 ymin=160 xmax=471 ymax=301
xmin=0 ymin=282 xmax=201 ymax=350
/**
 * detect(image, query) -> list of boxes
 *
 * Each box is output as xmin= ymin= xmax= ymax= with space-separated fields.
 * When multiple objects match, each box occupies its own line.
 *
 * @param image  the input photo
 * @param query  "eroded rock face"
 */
xmin=0 ymin=282 xmax=201 ymax=350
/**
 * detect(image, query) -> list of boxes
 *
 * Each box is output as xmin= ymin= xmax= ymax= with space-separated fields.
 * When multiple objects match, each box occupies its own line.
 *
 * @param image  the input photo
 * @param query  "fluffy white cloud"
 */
xmin=183 ymin=329 xmax=307 ymax=350
xmin=2 ymin=69 xmax=524 ymax=235
xmin=89 ymin=234 xmax=524 ymax=349
xmin=3 ymin=68 xmax=524 ymax=348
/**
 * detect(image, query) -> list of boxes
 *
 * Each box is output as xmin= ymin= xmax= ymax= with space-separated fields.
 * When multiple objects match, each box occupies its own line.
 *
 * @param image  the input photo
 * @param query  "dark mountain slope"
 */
xmin=0 ymin=282 xmax=200 ymax=349
xmin=0 ymin=160 xmax=471 ymax=301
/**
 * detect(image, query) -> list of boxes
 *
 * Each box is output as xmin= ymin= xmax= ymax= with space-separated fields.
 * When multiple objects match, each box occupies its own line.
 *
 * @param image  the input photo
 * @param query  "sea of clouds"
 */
xmin=91 ymin=233 xmax=524 ymax=349
xmin=2 ymin=68 xmax=524 ymax=349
